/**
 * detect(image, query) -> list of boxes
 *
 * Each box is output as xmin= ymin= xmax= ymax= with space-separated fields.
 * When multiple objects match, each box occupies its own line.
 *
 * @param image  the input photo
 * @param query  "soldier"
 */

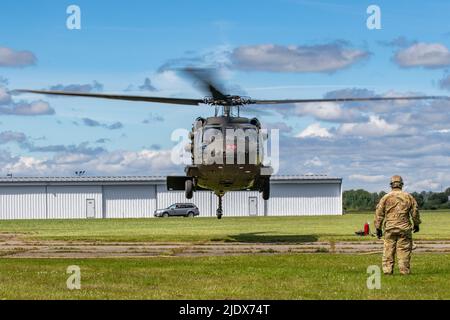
xmin=374 ymin=175 xmax=421 ymax=275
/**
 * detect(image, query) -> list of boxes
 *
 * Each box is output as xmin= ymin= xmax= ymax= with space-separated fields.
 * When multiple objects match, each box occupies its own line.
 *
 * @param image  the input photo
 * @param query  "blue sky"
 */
xmin=1 ymin=0 xmax=450 ymax=191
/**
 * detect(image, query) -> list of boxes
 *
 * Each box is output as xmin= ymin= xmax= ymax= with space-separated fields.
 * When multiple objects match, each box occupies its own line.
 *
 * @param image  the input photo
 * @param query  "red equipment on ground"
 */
xmin=364 ymin=222 xmax=370 ymax=236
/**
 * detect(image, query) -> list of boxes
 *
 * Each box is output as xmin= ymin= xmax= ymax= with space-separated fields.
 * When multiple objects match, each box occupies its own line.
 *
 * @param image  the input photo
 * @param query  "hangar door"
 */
xmin=103 ymin=185 xmax=156 ymax=218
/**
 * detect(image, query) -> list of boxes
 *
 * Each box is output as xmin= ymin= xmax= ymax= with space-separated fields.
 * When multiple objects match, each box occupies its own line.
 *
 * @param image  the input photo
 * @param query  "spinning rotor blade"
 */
xmin=16 ymin=89 xmax=204 ymax=106
xmin=180 ymin=68 xmax=228 ymax=100
xmin=251 ymin=96 xmax=450 ymax=105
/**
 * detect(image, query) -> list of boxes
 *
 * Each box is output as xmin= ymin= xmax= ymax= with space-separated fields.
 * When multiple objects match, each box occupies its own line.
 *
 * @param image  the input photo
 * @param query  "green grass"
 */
xmin=0 ymin=211 xmax=449 ymax=242
xmin=1 ymin=212 xmax=449 ymax=300
xmin=0 ymin=254 xmax=449 ymax=299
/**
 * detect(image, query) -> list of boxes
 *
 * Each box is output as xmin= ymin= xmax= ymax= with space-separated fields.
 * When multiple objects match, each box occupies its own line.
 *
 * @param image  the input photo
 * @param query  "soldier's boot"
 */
xmin=382 ymin=233 xmax=396 ymax=275
xmin=397 ymin=232 xmax=412 ymax=275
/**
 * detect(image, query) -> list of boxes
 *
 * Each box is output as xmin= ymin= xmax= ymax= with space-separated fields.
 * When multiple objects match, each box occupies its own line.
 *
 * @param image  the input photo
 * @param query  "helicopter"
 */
xmin=18 ymin=68 xmax=450 ymax=219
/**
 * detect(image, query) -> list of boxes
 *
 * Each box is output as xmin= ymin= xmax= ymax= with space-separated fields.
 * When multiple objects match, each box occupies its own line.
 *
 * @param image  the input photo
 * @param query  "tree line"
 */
xmin=343 ymin=188 xmax=450 ymax=211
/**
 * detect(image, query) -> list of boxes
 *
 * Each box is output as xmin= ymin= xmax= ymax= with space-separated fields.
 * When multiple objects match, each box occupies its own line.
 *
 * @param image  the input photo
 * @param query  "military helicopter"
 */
xmin=18 ymin=68 xmax=450 ymax=219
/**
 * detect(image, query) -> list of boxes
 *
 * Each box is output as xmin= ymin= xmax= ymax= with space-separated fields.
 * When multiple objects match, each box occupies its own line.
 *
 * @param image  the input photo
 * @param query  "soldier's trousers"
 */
xmin=382 ymin=230 xmax=413 ymax=275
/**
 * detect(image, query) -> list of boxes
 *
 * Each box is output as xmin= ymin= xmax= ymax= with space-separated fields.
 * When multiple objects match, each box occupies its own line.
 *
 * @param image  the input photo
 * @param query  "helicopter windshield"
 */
xmin=203 ymin=127 xmax=221 ymax=144
xmin=225 ymin=127 xmax=258 ymax=140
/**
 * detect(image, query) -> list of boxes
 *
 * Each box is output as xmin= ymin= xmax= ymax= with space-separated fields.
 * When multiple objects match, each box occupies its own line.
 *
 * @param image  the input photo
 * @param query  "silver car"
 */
xmin=154 ymin=203 xmax=200 ymax=218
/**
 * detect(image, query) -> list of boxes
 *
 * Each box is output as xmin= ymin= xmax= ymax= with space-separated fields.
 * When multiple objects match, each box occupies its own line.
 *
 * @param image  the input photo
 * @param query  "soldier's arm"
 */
xmin=374 ymin=196 xmax=386 ymax=229
xmin=410 ymin=195 xmax=421 ymax=226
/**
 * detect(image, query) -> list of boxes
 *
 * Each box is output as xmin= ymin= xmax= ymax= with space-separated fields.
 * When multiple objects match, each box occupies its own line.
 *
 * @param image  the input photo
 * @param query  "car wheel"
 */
xmin=187 ymin=212 xmax=194 ymax=218
xmin=162 ymin=212 xmax=169 ymax=218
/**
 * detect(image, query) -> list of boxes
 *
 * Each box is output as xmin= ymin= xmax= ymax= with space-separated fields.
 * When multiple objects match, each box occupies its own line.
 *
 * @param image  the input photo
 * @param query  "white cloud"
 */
xmin=81 ymin=118 xmax=123 ymax=130
xmin=0 ymin=100 xmax=55 ymax=116
xmin=0 ymin=86 xmax=12 ymax=105
xmin=434 ymin=129 xmax=450 ymax=134
xmin=394 ymin=42 xmax=450 ymax=68
xmin=271 ymin=89 xmax=429 ymax=123
xmin=304 ymin=156 xmax=325 ymax=167
xmin=91 ymin=149 xmax=175 ymax=173
xmin=0 ymin=148 xmax=180 ymax=177
xmin=231 ymin=43 xmax=369 ymax=73
xmin=337 ymin=115 xmax=399 ymax=137
xmin=263 ymin=87 xmax=450 ymax=191
xmin=0 ymin=131 xmax=27 ymax=144
xmin=0 ymin=46 xmax=36 ymax=67
xmin=292 ymin=101 xmax=365 ymax=122
xmin=3 ymin=156 xmax=49 ymax=175
xmin=151 ymin=70 xmax=196 ymax=95
xmin=262 ymin=121 xmax=293 ymax=133
xmin=349 ymin=174 xmax=386 ymax=183
xmin=408 ymin=179 xmax=442 ymax=191
xmin=0 ymin=80 xmax=54 ymax=116
xmin=49 ymin=81 xmax=103 ymax=93
xmin=296 ymin=123 xmax=333 ymax=138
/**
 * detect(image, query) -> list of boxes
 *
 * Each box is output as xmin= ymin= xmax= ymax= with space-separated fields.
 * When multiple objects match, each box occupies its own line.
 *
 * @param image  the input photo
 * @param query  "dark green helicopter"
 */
xmin=19 ymin=68 xmax=450 ymax=218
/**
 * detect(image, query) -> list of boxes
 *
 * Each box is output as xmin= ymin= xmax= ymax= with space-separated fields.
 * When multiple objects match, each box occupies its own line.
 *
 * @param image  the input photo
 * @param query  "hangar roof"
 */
xmin=0 ymin=175 xmax=341 ymax=186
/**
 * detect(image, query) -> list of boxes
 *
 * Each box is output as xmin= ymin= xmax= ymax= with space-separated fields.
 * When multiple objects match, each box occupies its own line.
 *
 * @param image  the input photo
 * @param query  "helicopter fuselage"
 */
xmin=185 ymin=116 xmax=268 ymax=195
xmin=166 ymin=114 xmax=272 ymax=218
xmin=185 ymin=115 xmax=271 ymax=196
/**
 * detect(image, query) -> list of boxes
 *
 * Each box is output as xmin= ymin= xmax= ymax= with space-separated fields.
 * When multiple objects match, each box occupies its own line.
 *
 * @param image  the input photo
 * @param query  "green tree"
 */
xmin=428 ymin=192 xmax=448 ymax=204
xmin=445 ymin=187 xmax=450 ymax=196
xmin=344 ymin=188 xmax=450 ymax=212
xmin=411 ymin=192 xmax=425 ymax=209
xmin=343 ymin=189 xmax=377 ymax=211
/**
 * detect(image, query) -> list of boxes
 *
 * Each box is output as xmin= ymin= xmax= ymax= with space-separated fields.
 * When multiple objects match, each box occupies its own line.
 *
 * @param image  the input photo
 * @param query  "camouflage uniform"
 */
xmin=374 ymin=177 xmax=421 ymax=275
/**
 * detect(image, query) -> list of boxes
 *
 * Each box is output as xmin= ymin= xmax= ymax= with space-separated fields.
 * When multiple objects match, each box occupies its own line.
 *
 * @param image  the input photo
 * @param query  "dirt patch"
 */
xmin=1 ymin=236 xmax=450 ymax=258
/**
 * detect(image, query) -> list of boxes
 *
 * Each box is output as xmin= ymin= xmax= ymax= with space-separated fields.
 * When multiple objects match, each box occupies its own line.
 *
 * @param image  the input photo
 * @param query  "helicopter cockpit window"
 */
xmin=226 ymin=127 xmax=257 ymax=132
xmin=203 ymin=127 xmax=222 ymax=144
xmin=225 ymin=127 xmax=258 ymax=141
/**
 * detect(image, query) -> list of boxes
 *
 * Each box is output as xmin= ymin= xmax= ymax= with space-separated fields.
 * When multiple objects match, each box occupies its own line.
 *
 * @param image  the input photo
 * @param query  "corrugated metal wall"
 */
xmin=268 ymin=183 xmax=342 ymax=215
xmin=158 ymin=183 xmax=341 ymax=217
xmin=0 ymin=186 xmax=47 ymax=220
xmin=156 ymin=188 xmax=264 ymax=217
xmin=47 ymin=186 xmax=102 ymax=219
xmin=211 ymin=191 xmax=265 ymax=217
xmin=104 ymin=185 xmax=156 ymax=218
xmin=0 ymin=180 xmax=342 ymax=220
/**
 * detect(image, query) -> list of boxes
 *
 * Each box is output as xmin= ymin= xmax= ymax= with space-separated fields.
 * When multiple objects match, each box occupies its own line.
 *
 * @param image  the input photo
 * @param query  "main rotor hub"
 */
xmin=203 ymin=95 xmax=252 ymax=106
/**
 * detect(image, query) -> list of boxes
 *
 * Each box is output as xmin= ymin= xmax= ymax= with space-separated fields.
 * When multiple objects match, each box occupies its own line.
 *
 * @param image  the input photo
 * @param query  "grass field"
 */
xmin=0 ymin=211 xmax=449 ymax=243
xmin=0 ymin=254 xmax=449 ymax=299
xmin=1 ymin=211 xmax=449 ymax=300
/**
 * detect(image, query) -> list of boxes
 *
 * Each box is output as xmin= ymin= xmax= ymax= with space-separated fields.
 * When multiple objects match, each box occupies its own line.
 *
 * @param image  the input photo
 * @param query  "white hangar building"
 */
xmin=0 ymin=175 xmax=342 ymax=220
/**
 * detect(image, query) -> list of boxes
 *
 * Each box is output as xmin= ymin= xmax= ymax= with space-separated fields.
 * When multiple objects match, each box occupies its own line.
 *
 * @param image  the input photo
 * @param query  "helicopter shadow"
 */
xmin=224 ymin=232 xmax=318 ymax=243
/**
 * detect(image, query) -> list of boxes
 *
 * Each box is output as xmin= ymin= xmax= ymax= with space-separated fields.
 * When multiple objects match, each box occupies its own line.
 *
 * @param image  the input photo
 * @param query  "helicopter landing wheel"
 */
xmin=185 ymin=179 xmax=193 ymax=199
xmin=216 ymin=195 xmax=223 ymax=219
xmin=262 ymin=178 xmax=270 ymax=200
